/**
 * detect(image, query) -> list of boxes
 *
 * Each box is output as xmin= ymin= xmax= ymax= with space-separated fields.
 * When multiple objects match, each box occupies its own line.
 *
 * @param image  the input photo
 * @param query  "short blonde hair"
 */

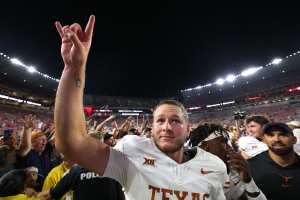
xmin=31 ymin=131 xmax=46 ymax=141
xmin=153 ymin=99 xmax=188 ymax=122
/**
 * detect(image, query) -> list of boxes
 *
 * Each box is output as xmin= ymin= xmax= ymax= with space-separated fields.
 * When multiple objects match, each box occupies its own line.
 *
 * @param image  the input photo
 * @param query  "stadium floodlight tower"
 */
xmin=10 ymin=58 xmax=25 ymax=66
xmin=215 ymin=78 xmax=225 ymax=85
xmin=241 ymin=66 xmax=262 ymax=77
xmin=27 ymin=66 xmax=37 ymax=73
xmin=271 ymin=58 xmax=282 ymax=65
xmin=225 ymin=74 xmax=236 ymax=82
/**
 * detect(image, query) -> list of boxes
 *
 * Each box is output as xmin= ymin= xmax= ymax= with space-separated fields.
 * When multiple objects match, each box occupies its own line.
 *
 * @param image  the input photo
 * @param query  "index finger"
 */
xmin=84 ymin=15 xmax=95 ymax=40
xmin=55 ymin=21 xmax=64 ymax=38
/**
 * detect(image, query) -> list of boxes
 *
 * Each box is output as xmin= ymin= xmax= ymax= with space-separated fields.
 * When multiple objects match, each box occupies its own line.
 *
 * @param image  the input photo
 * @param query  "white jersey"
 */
xmin=238 ymin=136 xmax=268 ymax=158
xmin=224 ymin=170 xmax=267 ymax=200
xmin=103 ymin=135 xmax=228 ymax=200
xmin=293 ymin=129 xmax=300 ymax=155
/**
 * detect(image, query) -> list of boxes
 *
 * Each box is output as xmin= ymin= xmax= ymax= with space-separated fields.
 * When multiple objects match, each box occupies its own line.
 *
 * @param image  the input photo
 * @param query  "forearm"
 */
xmin=95 ymin=120 xmax=108 ymax=132
xmin=54 ymin=67 xmax=86 ymax=154
xmin=18 ymin=128 xmax=32 ymax=157
xmin=48 ymin=169 xmax=75 ymax=200
xmin=54 ymin=16 xmax=110 ymax=175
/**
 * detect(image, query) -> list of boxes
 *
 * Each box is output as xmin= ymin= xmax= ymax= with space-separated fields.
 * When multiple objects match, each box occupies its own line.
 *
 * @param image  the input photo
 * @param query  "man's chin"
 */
xmin=270 ymin=147 xmax=293 ymax=156
xmin=156 ymin=141 xmax=182 ymax=154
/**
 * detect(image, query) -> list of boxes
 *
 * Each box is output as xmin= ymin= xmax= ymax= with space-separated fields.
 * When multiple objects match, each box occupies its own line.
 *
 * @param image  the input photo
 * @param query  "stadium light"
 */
xmin=4 ymin=53 xmax=61 ymax=83
xmin=225 ymin=74 xmax=236 ymax=82
xmin=11 ymin=58 xmax=25 ymax=66
xmin=271 ymin=58 xmax=282 ymax=65
xmin=206 ymin=100 xmax=235 ymax=108
xmin=26 ymin=101 xmax=41 ymax=106
xmin=27 ymin=66 xmax=37 ymax=73
xmin=241 ymin=67 xmax=262 ymax=77
xmin=215 ymin=78 xmax=225 ymax=85
xmin=0 ymin=94 xmax=23 ymax=103
xmin=187 ymin=106 xmax=201 ymax=110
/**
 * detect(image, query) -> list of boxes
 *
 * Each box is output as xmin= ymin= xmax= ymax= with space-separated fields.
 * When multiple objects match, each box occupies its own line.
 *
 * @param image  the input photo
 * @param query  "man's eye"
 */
xmin=171 ymin=119 xmax=181 ymax=123
xmin=157 ymin=119 xmax=164 ymax=123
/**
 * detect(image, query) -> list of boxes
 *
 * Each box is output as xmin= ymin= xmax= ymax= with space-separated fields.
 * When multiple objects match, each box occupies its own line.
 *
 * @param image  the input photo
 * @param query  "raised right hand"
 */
xmin=55 ymin=15 xmax=95 ymax=71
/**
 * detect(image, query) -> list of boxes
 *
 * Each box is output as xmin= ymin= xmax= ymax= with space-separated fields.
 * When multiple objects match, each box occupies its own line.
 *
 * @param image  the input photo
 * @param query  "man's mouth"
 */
xmin=272 ymin=144 xmax=285 ymax=149
xmin=160 ymin=136 xmax=174 ymax=141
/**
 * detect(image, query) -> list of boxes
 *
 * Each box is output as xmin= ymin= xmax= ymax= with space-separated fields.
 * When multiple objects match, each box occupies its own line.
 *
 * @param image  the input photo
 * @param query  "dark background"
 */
xmin=1 ymin=1 xmax=300 ymax=98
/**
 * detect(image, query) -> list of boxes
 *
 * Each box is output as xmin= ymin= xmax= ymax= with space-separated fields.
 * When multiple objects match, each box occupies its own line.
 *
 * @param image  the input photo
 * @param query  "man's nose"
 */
xmin=162 ymin=121 xmax=172 ymax=131
xmin=272 ymin=134 xmax=280 ymax=141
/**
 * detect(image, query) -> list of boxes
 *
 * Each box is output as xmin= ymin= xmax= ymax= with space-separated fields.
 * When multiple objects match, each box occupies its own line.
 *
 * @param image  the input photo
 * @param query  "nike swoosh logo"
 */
xmin=200 ymin=168 xmax=214 ymax=175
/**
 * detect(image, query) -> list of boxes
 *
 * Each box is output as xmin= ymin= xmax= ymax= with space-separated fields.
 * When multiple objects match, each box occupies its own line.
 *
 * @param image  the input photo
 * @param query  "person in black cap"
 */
xmin=248 ymin=122 xmax=300 ymax=200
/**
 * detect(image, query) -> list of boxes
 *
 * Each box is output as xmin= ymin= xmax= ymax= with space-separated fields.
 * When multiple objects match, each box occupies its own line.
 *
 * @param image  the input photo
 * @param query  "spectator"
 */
xmin=286 ymin=120 xmax=300 ymax=155
xmin=42 ymin=157 xmax=74 ymax=200
xmin=1 ymin=115 xmax=38 ymax=174
xmin=3 ymin=128 xmax=18 ymax=150
xmin=189 ymin=123 xmax=266 ymax=200
xmin=38 ymin=165 xmax=125 ymax=200
xmin=24 ymin=167 xmax=39 ymax=195
xmin=238 ymin=116 xmax=269 ymax=159
xmin=248 ymin=122 xmax=300 ymax=200
xmin=0 ymin=145 xmax=16 ymax=177
xmin=0 ymin=169 xmax=40 ymax=200
xmin=18 ymin=131 xmax=53 ymax=188
xmin=38 ymin=132 xmax=124 ymax=200
xmin=103 ymin=132 xmax=116 ymax=147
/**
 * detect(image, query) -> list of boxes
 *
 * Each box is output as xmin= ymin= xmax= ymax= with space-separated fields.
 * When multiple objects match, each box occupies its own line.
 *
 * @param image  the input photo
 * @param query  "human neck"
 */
xmin=268 ymin=150 xmax=297 ymax=167
xmin=166 ymin=148 xmax=186 ymax=164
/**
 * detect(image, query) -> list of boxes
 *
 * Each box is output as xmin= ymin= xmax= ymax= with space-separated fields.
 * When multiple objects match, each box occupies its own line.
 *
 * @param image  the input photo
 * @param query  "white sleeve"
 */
xmin=103 ymin=139 xmax=139 ymax=191
xmin=103 ymin=148 xmax=130 ymax=186
xmin=237 ymin=137 xmax=247 ymax=150
xmin=224 ymin=181 xmax=245 ymax=200
xmin=244 ymin=179 xmax=267 ymax=200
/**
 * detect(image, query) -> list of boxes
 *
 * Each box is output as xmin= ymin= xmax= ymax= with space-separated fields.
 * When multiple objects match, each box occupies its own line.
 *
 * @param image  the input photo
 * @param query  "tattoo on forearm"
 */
xmin=75 ymin=77 xmax=81 ymax=88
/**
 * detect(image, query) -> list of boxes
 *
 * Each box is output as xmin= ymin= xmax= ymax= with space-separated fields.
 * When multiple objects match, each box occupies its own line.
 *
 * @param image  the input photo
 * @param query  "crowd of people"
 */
xmin=0 ymin=15 xmax=300 ymax=200
xmin=0 ymin=102 xmax=300 ymax=199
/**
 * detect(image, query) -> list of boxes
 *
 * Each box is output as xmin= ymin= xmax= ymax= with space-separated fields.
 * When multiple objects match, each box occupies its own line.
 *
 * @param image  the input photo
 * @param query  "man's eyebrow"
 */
xmin=155 ymin=114 xmax=181 ymax=118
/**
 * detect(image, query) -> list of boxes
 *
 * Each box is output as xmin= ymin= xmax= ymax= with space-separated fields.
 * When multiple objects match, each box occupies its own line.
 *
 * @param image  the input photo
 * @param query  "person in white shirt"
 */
xmin=286 ymin=120 xmax=300 ymax=155
xmin=238 ymin=116 xmax=269 ymax=159
xmin=189 ymin=123 xmax=267 ymax=200
xmin=54 ymin=15 xmax=228 ymax=199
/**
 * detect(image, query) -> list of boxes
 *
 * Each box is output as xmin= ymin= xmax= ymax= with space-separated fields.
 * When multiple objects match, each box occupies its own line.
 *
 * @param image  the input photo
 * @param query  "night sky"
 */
xmin=1 ymin=1 xmax=300 ymax=98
